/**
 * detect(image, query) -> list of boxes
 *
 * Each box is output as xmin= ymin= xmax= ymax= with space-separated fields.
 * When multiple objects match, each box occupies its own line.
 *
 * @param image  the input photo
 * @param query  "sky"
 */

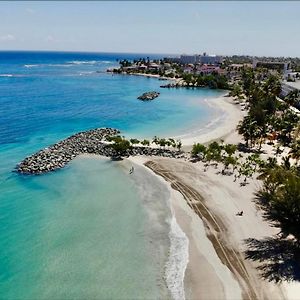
xmin=0 ymin=1 xmax=299 ymax=57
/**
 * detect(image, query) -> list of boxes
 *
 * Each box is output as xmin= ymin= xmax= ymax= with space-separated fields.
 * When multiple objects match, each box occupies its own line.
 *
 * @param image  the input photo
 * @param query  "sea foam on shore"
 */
xmin=127 ymin=157 xmax=189 ymax=299
xmin=165 ymin=216 xmax=189 ymax=300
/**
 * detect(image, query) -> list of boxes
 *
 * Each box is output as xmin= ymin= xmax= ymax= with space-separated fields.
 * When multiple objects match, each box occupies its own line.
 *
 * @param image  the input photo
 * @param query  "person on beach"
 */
xmin=129 ymin=166 xmax=134 ymax=174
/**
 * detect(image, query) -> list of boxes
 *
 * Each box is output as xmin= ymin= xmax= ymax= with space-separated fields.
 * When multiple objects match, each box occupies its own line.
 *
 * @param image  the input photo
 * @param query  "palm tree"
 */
xmin=141 ymin=139 xmax=150 ymax=147
xmin=255 ymin=169 xmax=300 ymax=241
xmin=257 ymin=157 xmax=278 ymax=180
xmin=229 ymin=84 xmax=243 ymax=99
xmin=282 ymin=156 xmax=291 ymax=170
xmin=289 ymin=140 xmax=300 ymax=165
xmin=263 ymin=75 xmax=281 ymax=97
xmin=176 ymin=140 xmax=182 ymax=151
xmin=285 ymin=90 xmax=300 ymax=107
xmin=237 ymin=117 xmax=258 ymax=148
xmin=152 ymin=136 xmax=160 ymax=146
xmin=159 ymin=138 xmax=167 ymax=149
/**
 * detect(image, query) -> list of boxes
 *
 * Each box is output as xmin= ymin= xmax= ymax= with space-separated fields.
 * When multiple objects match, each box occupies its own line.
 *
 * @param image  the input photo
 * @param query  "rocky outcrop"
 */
xmin=137 ymin=91 xmax=160 ymax=101
xmin=17 ymin=128 xmax=185 ymax=175
xmin=160 ymin=81 xmax=189 ymax=88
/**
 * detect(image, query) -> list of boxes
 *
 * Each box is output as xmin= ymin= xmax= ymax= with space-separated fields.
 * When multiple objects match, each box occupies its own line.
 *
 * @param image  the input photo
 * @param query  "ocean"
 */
xmin=0 ymin=51 xmax=224 ymax=299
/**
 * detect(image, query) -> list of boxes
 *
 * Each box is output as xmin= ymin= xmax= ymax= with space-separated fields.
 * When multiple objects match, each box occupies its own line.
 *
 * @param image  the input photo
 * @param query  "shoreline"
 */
xmin=119 ymin=71 xmax=178 ymax=82
xmin=177 ymin=94 xmax=245 ymax=149
xmin=15 ymin=70 xmax=298 ymax=299
xmin=67 ymin=89 xmax=298 ymax=299
xmin=124 ymin=96 xmax=294 ymax=299
xmin=128 ymin=156 xmax=290 ymax=300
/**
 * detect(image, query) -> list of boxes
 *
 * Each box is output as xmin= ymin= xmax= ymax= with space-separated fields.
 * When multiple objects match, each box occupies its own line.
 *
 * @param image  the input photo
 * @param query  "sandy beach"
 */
xmin=177 ymin=95 xmax=245 ymax=149
xmin=127 ymin=95 xmax=300 ymax=299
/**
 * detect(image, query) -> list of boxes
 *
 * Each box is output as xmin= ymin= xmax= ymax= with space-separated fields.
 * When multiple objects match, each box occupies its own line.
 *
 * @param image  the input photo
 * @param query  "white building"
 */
xmin=178 ymin=53 xmax=223 ymax=65
xmin=179 ymin=55 xmax=197 ymax=64
xmin=197 ymin=53 xmax=223 ymax=65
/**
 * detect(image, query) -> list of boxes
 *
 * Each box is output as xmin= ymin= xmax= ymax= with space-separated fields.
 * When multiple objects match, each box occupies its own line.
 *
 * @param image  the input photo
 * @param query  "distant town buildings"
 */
xmin=168 ymin=52 xmax=223 ymax=66
xmin=253 ymin=60 xmax=290 ymax=72
xmin=197 ymin=53 xmax=223 ymax=65
xmin=253 ymin=60 xmax=292 ymax=79
xmin=179 ymin=55 xmax=197 ymax=64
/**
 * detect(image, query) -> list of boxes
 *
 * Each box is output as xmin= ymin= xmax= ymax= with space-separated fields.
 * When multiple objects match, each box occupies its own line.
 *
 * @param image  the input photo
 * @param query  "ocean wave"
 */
xmin=24 ymin=63 xmax=73 ymax=68
xmin=78 ymin=71 xmax=95 ymax=76
xmin=0 ymin=74 xmax=13 ymax=77
xmin=0 ymin=74 xmax=25 ymax=78
xmin=165 ymin=216 xmax=189 ymax=300
xmin=24 ymin=64 xmax=39 ymax=68
xmin=67 ymin=60 xmax=98 ymax=65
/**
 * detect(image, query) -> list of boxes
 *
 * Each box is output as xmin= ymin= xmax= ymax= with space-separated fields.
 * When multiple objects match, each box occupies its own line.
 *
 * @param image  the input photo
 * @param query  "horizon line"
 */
xmin=0 ymin=49 xmax=299 ymax=59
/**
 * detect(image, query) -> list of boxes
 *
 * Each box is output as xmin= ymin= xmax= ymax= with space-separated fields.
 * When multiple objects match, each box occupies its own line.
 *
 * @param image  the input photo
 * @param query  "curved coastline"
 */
xmin=15 ymin=89 xmax=246 ymax=298
xmin=176 ymin=94 xmax=245 ymax=148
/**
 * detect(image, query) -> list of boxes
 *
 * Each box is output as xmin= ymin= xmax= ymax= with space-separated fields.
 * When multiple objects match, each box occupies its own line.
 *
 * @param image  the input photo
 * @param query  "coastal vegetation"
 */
xmin=229 ymin=69 xmax=300 ymax=281
xmin=181 ymin=73 xmax=229 ymax=89
xmin=110 ymin=58 xmax=230 ymax=90
xmin=236 ymin=70 xmax=300 ymax=149
xmin=106 ymin=135 xmax=132 ymax=158
xmin=191 ymin=141 xmax=262 ymax=183
xmin=188 ymin=66 xmax=300 ymax=282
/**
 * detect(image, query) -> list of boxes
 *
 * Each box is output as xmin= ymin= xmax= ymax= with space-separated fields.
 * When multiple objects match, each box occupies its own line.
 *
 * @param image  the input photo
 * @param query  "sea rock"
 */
xmin=137 ymin=91 xmax=160 ymax=101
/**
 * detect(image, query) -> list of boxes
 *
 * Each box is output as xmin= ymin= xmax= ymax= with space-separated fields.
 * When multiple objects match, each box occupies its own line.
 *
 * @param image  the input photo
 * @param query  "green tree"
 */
xmin=130 ymin=138 xmax=140 ymax=146
xmin=255 ymin=169 xmax=300 ymax=241
xmin=191 ymin=143 xmax=206 ymax=158
xmin=289 ymin=140 xmax=300 ymax=165
xmin=141 ymin=139 xmax=150 ymax=147
xmin=176 ymin=140 xmax=182 ymax=151
xmin=285 ymin=90 xmax=299 ymax=107
xmin=110 ymin=137 xmax=132 ymax=158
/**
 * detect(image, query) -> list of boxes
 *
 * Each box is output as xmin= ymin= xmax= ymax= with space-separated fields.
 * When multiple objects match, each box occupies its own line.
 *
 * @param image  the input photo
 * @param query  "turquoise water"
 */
xmin=1 ymin=157 xmax=169 ymax=299
xmin=0 ymin=51 xmax=224 ymax=299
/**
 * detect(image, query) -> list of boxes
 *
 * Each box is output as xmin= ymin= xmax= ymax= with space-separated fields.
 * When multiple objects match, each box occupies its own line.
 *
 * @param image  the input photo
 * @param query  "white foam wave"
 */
xmin=47 ymin=64 xmax=73 ymax=67
xmin=24 ymin=64 xmax=38 ymax=68
xmin=67 ymin=60 xmax=97 ymax=65
xmin=78 ymin=71 xmax=94 ymax=76
xmin=0 ymin=74 xmax=13 ymax=77
xmin=165 ymin=216 xmax=189 ymax=300
xmin=24 ymin=63 xmax=72 ymax=68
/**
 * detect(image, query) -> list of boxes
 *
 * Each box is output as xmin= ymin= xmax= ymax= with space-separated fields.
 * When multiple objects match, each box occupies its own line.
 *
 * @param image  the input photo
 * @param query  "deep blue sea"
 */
xmin=0 ymin=51 xmax=224 ymax=299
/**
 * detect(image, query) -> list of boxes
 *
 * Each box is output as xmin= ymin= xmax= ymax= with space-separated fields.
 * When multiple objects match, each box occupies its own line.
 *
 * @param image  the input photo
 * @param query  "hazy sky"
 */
xmin=0 ymin=1 xmax=299 ymax=56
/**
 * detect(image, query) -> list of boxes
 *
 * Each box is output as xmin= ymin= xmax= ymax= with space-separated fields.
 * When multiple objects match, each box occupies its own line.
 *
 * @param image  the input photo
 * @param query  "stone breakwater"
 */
xmin=17 ymin=128 xmax=119 ymax=174
xmin=17 ymin=128 xmax=185 ymax=175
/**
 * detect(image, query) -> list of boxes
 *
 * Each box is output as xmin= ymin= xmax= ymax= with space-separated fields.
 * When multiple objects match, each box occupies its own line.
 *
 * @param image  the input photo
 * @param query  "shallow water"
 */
xmin=0 ymin=51 xmax=223 ymax=298
xmin=1 ymin=157 xmax=169 ymax=299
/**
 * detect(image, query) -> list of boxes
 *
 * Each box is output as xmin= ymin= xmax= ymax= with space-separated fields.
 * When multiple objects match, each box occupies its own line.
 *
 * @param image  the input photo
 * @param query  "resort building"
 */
xmin=196 ymin=53 xmax=223 ymax=65
xmin=148 ymin=63 xmax=160 ymax=71
xmin=179 ymin=55 xmax=197 ymax=64
xmin=253 ymin=60 xmax=292 ymax=77
xmin=169 ymin=52 xmax=223 ymax=66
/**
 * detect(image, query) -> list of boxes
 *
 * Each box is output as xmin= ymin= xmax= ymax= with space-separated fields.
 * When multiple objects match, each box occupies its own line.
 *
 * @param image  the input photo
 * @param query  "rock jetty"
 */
xmin=17 ymin=128 xmax=119 ymax=174
xmin=137 ymin=91 xmax=160 ymax=101
xmin=17 ymin=128 xmax=185 ymax=175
